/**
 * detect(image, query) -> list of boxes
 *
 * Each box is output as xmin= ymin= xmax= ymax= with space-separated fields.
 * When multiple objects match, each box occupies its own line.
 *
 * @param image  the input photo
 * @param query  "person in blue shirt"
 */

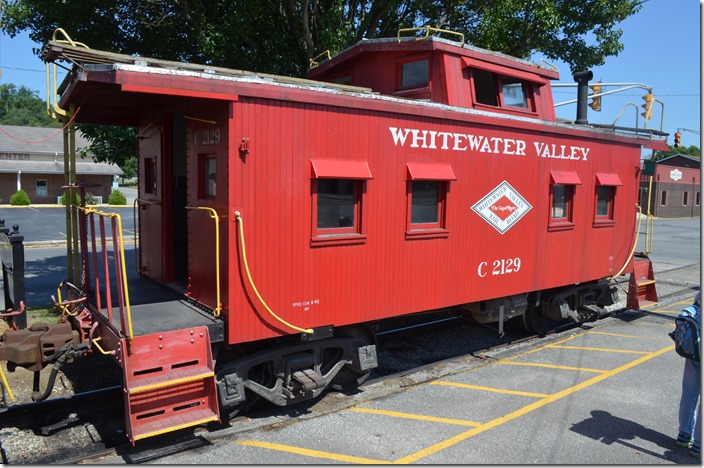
xmin=675 ymin=290 xmax=701 ymax=458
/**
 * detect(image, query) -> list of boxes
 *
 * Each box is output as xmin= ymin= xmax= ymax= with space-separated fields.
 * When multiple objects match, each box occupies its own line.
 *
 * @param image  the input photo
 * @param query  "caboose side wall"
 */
xmin=226 ymin=93 xmax=641 ymax=344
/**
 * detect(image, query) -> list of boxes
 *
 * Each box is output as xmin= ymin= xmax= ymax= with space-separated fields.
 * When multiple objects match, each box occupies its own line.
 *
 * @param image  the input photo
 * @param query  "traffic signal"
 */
xmin=641 ymin=93 xmax=654 ymax=120
xmin=588 ymin=83 xmax=602 ymax=111
xmin=674 ymin=132 xmax=681 ymax=148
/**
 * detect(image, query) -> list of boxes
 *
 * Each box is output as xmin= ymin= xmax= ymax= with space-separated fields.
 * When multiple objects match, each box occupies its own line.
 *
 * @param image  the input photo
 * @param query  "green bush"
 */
xmin=108 ymin=189 xmax=127 ymax=205
xmin=85 ymin=192 xmax=98 ymax=205
xmin=60 ymin=191 xmax=81 ymax=206
xmin=10 ymin=190 xmax=30 ymax=206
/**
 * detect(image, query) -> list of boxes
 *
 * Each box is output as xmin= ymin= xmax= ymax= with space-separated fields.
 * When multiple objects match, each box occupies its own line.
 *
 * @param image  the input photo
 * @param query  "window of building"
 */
xmin=405 ymin=162 xmax=455 ymax=239
xmin=549 ymin=170 xmax=580 ymax=231
xmin=683 ymin=191 xmax=689 ymax=206
xmin=200 ymin=154 xmax=216 ymax=199
xmin=660 ymin=190 xmax=667 ymax=206
xmin=145 ymin=157 xmax=157 ymax=194
xmin=36 ymin=179 xmax=47 ymax=198
xmin=696 ymin=192 xmax=701 ymax=207
xmin=399 ymin=57 xmax=429 ymax=90
xmin=310 ymin=159 xmax=372 ymax=246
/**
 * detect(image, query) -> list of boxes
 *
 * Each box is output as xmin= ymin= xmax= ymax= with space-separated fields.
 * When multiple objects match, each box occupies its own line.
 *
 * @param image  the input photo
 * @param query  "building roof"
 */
xmin=0 ymin=125 xmax=91 ymax=154
xmin=656 ymin=154 xmax=701 ymax=169
xmin=0 ymin=125 xmax=123 ymax=175
xmin=0 ymin=159 xmax=123 ymax=176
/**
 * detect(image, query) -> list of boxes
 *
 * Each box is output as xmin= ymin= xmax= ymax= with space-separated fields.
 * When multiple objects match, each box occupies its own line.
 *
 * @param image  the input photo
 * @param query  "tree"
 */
xmin=0 ymin=0 xmax=645 ymax=166
xmin=653 ymin=145 xmax=701 ymax=161
xmin=0 ymin=83 xmax=60 ymax=127
xmin=1 ymin=0 xmax=643 ymax=76
xmin=76 ymin=124 xmax=137 ymax=169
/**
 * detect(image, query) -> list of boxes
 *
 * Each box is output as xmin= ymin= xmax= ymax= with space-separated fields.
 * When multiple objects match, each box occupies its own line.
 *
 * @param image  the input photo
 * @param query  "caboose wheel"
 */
xmin=330 ymin=324 xmax=376 ymax=391
xmin=521 ymin=305 xmax=559 ymax=336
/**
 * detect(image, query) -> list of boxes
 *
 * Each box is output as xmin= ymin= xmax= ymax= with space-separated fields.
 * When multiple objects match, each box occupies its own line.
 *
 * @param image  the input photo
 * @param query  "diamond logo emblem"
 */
xmin=472 ymin=181 xmax=532 ymax=234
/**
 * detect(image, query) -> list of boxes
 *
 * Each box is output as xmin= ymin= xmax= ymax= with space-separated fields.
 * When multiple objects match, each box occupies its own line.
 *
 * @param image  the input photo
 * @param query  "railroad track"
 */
xmin=1 ymin=285 xmax=696 ymax=465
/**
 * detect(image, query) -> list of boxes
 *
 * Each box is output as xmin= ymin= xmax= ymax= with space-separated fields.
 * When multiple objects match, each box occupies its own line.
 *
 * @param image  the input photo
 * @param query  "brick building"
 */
xmin=0 ymin=125 xmax=122 ymax=204
xmin=639 ymin=154 xmax=700 ymax=218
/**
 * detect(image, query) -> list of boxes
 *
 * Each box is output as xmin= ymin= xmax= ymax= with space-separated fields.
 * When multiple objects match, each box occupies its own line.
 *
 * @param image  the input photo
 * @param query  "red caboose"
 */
xmin=3 ymin=29 xmax=667 ymax=444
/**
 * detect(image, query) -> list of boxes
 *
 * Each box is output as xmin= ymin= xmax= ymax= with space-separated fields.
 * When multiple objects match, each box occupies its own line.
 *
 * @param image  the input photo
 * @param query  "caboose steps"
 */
xmin=627 ymin=256 xmax=658 ymax=309
xmin=121 ymin=327 xmax=220 ymax=444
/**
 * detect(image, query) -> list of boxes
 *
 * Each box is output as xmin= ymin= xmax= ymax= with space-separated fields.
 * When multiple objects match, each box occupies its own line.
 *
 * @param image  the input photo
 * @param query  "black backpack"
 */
xmin=669 ymin=305 xmax=700 ymax=363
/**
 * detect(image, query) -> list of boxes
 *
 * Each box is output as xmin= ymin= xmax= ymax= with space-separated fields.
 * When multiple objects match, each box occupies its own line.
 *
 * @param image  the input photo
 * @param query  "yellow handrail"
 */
xmin=185 ymin=206 xmax=222 ymax=317
xmin=397 ymin=26 xmax=465 ymax=46
xmin=234 ymin=212 xmax=313 ymax=334
xmin=91 ymin=337 xmax=113 ymax=356
xmin=608 ymin=204 xmax=644 ymax=280
xmin=309 ymin=50 xmax=331 ymax=68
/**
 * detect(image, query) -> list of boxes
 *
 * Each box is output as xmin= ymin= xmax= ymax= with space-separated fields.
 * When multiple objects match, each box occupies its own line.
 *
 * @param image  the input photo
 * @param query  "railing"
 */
xmin=397 ymin=26 xmax=465 ymax=46
xmin=185 ymin=206 xmax=222 ymax=317
xmin=79 ymin=207 xmax=134 ymax=340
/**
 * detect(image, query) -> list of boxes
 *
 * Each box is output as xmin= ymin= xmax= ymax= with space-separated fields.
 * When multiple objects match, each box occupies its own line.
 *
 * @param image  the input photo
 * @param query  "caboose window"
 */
xmin=594 ymin=172 xmax=621 ymax=226
xmin=405 ymin=162 xmax=454 ymax=238
xmin=548 ymin=170 xmax=579 ymax=231
xmin=411 ymin=181 xmax=440 ymax=224
xmin=316 ymin=179 xmax=357 ymax=230
xmin=310 ymin=159 xmax=372 ymax=245
xmin=145 ymin=157 xmax=157 ymax=194
xmin=501 ymin=78 xmax=528 ymax=108
xmin=473 ymin=68 xmax=498 ymax=106
xmin=200 ymin=154 xmax=217 ymax=199
xmin=595 ymin=186 xmax=614 ymax=217
xmin=551 ymin=185 xmax=573 ymax=219
xmin=468 ymin=65 xmax=538 ymax=113
xmin=399 ymin=58 xmax=429 ymax=89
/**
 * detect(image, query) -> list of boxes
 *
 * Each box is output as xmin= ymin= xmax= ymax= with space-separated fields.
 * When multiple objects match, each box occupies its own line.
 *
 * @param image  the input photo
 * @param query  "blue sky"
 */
xmin=0 ymin=0 xmax=700 ymax=148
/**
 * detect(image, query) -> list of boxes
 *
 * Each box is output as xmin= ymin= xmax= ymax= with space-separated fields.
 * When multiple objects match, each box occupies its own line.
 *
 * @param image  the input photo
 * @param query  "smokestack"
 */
xmin=573 ymin=70 xmax=593 ymax=125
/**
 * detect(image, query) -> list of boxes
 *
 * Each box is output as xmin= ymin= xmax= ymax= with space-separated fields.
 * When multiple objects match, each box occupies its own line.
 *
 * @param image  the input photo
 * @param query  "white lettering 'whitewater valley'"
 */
xmin=389 ymin=127 xmax=590 ymax=161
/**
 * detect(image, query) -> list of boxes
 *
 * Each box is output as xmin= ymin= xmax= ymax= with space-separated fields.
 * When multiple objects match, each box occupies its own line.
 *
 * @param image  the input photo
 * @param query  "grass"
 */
xmin=1 ymin=305 xmax=61 ymax=333
xmin=27 ymin=304 xmax=62 ymax=323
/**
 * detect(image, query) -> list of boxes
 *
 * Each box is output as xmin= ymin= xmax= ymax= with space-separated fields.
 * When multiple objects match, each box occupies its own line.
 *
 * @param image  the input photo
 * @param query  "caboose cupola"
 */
xmin=307 ymin=30 xmax=560 ymax=121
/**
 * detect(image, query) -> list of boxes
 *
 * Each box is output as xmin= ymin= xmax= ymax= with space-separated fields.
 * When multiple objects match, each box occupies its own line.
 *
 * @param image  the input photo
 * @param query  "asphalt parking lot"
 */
xmin=88 ymin=292 xmax=699 ymax=465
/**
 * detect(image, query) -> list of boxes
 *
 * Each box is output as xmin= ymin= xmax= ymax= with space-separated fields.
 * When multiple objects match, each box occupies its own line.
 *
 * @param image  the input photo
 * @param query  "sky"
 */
xmin=0 ymin=0 xmax=701 ymax=149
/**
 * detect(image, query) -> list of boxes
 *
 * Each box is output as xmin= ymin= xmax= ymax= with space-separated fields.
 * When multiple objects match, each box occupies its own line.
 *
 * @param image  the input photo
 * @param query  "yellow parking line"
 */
xmin=498 ymin=361 xmax=608 ymax=373
xmin=431 ymin=381 xmax=550 ymax=398
xmin=394 ymin=344 xmax=674 ymax=464
xmin=348 ymin=407 xmax=481 ymax=426
xmin=237 ymin=440 xmax=391 ymax=464
xmin=547 ymin=345 xmax=651 ymax=355
xmin=585 ymin=331 xmax=665 ymax=340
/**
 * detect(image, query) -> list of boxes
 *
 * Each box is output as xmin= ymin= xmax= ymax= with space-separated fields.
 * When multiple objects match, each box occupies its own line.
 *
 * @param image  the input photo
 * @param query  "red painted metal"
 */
xmin=627 ymin=257 xmax=658 ymax=309
xmin=52 ymin=37 xmax=666 ymax=354
xmin=121 ymin=326 xmax=219 ymax=444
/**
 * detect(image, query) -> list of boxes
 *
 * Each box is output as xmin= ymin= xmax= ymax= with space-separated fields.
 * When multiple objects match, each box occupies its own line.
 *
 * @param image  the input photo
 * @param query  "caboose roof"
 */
xmin=42 ymin=39 xmax=668 ymax=151
xmin=307 ymin=36 xmax=560 ymax=81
